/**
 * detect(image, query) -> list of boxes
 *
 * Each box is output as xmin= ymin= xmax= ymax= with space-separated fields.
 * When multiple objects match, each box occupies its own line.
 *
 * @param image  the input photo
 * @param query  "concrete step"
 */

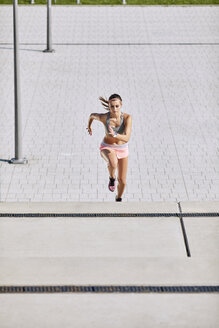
xmin=180 ymin=201 xmax=219 ymax=213
xmin=1 ymin=293 xmax=219 ymax=328
xmin=0 ymin=257 xmax=218 ymax=286
xmin=0 ymin=215 xmax=186 ymax=257
xmin=0 ymin=201 xmax=179 ymax=214
xmin=0 ymin=202 xmax=218 ymax=328
xmin=0 ymin=200 xmax=185 ymax=258
xmin=180 ymin=201 xmax=219 ymax=257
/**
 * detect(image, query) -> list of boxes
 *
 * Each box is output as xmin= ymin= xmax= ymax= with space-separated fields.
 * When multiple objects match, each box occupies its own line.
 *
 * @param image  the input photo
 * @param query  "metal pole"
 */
xmin=43 ymin=0 xmax=54 ymax=52
xmin=122 ymin=0 xmax=126 ymax=4
xmin=10 ymin=0 xmax=27 ymax=164
xmin=77 ymin=0 xmax=80 ymax=4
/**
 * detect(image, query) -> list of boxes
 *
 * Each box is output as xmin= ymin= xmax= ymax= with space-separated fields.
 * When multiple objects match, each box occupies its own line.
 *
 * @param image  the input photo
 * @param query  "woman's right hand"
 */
xmin=108 ymin=125 xmax=115 ymax=137
xmin=87 ymin=126 xmax=92 ymax=136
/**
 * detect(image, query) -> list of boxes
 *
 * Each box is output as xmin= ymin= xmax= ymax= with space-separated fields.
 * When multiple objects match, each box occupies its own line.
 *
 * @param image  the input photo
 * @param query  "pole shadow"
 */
xmin=0 ymin=159 xmax=11 ymax=164
xmin=0 ymin=46 xmax=44 ymax=53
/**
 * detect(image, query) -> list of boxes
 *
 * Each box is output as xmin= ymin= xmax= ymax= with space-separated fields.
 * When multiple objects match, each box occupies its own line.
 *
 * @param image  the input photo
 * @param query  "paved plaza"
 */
xmin=0 ymin=7 xmax=219 ymax=326
xmin=0 ymin=5 xmax=218 ymax=202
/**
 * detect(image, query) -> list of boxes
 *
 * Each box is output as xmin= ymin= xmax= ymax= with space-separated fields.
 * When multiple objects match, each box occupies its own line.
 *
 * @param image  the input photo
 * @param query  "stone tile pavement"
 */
xmin=0 ymin=201 xmax=219 ymax=327
xmin=0 ymin=5 xmax=218 ymax=202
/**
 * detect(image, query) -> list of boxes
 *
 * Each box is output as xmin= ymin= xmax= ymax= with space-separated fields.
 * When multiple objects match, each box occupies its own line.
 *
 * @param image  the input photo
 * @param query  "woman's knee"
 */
xmin=107 ymin=153 xmax=118 ymax=169
xmin=118 ymin=177 xmax=126 ymax=186
xmin=101 ymin=150 xmax=117 ymax=167
xmin=108 ymin=159 xmax=117 ymax=170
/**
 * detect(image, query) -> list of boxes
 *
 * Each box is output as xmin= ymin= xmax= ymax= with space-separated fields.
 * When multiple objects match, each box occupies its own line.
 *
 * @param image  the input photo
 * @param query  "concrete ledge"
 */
xmin=179 ymin=202 xmax=219 ymax=257
xmin=0 ymin=294 xmax=219 ymax=328
xmin=0 ymin=201 xmax=179 ymax=214
xmin=180 ymin=201 xmax=219 ymax=213
xmin=0 ymin=257 xmax=218 ymax=286
xmin=183 ymin=218 xmax=219 ymax=257
xmin=0 ymin=216 xmax=185 ymax=257
xmin=1 ymin=201 xmax=218 ymax=215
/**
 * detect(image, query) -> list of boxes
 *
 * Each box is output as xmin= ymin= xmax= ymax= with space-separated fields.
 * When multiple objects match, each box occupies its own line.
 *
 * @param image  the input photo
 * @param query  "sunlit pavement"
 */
xmin=0 ymin=5 xmax=218 ymax=202
xmin=0 ymin=5 xmax=219 ymax=328
xmin=0 ymin=201 xmax=218 ymax=327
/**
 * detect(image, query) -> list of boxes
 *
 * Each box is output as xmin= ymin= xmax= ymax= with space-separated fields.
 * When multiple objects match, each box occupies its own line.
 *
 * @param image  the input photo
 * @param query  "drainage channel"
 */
xmin=0 ymin=285 xmax=218 ymax=294
xmin=0 ymin=213 xmax=218 ymax=218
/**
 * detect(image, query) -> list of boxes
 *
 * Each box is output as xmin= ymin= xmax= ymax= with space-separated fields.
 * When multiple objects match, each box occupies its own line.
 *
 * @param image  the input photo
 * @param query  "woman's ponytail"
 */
xmin=99 ymin=97 xmax=109 ymax=110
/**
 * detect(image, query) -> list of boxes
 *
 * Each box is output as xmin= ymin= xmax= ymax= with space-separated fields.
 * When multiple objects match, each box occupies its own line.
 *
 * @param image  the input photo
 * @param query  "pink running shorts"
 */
xmin=100 ymin=141 xmax=129 ymax=159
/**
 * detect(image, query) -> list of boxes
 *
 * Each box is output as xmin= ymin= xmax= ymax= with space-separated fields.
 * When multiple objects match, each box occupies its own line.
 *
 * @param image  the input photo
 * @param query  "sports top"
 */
xmin=105 ymin=111 xmax=125 ymax=135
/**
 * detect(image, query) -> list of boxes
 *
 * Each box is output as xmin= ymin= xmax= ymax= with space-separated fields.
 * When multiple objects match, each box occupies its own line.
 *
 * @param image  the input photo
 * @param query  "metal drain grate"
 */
xmin=0 ymin=285 xmax=218 ymax=294
xmin=0 ymin=212 xmax=218 ymax=218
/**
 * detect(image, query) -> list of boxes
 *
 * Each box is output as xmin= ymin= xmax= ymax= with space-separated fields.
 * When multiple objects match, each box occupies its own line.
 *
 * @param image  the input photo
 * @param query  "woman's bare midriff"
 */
xmin=103 ymin=135 xmax=126 ymax=146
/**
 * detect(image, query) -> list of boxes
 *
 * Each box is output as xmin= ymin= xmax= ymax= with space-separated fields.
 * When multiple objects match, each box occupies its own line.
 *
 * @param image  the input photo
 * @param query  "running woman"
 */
xmin=87 ymin=94 xmax=132 ymax=201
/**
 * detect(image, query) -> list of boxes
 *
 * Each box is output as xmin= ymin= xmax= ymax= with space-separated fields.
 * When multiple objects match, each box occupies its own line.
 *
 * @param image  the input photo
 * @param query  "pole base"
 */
xmin=10 ymin=158 xmax=28 ymax=164
xmin=43 ymin=49 xmax=55 ymax=53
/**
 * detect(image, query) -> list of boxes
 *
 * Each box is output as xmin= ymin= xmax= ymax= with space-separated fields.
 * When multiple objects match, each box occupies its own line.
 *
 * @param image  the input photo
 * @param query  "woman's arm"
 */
xmin=87 ymin=113 xmax=105 ymax=136
xmin=108 ymin=115 xmax=132 ymax=142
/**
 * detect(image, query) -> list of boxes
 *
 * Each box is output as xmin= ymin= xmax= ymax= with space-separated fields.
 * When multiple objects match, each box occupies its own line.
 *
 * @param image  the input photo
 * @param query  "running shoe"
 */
xmin=115 ymin=196 xmax=122 ymax=202
xmin=108 ymin=177 xmax=116 ymax=192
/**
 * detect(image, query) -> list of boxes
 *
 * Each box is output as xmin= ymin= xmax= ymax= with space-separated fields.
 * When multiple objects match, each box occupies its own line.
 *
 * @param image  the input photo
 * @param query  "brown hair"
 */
xmin=99 ymin=94 xmax=122 ymax=111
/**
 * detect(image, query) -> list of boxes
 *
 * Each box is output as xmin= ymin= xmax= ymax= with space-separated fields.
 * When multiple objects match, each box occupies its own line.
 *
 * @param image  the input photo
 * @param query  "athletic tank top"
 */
xmin=105 ymin=111 xmax=125 ymax=135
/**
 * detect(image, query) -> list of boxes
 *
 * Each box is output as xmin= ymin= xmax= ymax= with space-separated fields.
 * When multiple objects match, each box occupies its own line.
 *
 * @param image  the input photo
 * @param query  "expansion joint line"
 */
xmin=178 ymin=202 xmax=191 ymax=257
xmin=1 ymin=42 xmax=219 ymax=46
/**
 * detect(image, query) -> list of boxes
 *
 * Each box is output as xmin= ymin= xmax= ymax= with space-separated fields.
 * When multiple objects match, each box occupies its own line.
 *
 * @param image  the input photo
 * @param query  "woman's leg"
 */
xmin=100 ymin=149 xmax=118 ymax=178
xmin=117 ymin=156 xmax=128 ymax=199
